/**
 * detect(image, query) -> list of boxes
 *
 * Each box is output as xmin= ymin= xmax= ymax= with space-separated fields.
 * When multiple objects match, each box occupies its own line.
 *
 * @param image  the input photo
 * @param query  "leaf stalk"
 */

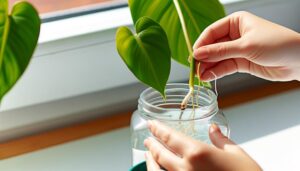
xmin=173 ymin=0 xmax=196 ymax=109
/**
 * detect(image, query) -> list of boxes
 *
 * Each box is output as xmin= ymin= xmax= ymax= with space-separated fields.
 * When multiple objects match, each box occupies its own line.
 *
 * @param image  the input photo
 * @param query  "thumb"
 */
xmin=194 ymin=40 xmax=244 ymax=62
xmin=209 ymin=123 xmax=235 ymax=150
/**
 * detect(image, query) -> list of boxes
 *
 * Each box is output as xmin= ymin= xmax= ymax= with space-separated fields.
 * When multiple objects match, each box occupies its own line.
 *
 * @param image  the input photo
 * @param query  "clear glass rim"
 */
xmin=138 ymin=83 xmax=218 ymax=121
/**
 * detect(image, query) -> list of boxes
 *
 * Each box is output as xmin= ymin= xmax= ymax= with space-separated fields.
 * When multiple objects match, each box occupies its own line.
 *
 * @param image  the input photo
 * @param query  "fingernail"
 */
xmin=210 ymin=123 xmax=220 ymax=134
xmin=194 ymin=47 xmax=208 ymax=60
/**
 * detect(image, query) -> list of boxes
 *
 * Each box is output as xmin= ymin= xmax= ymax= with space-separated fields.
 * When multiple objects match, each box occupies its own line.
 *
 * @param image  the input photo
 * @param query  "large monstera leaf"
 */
xmin=116 ymin=17 xmax=171 ymax=97
xmin=129 ymin=0 xmax=225 ymax=67
xmin=0 ymin=1 xmax=40 ymax=101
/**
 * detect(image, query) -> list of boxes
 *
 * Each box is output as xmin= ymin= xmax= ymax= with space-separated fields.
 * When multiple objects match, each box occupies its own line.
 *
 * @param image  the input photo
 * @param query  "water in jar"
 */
xmin=131 ymin=109 xmax=228 ymax=165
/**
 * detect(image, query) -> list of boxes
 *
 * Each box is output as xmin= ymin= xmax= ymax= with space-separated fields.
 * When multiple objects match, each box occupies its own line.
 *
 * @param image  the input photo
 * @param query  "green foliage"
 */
xmin=116 ymin=0 xmax=225 ymax=95
xmin=116 ymin=17 xmax=171 ymax=97
xmin=0 ymin=0 xmax=40 ymax=101
xmin=129 ymin=0 xmax=225 ymax=66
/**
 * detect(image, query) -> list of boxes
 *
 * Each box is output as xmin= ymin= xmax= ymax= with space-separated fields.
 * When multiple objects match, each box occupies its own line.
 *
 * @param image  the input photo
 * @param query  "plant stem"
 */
xmin=173 ymin=0 xmax=195 ymax=109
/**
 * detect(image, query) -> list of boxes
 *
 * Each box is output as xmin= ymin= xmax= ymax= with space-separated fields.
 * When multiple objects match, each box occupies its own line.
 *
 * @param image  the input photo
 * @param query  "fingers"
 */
xmin=145 ymin=152 xmax=161 ymax=171
xmin=209 ymin=123 xmax=256 ymax=162
xmin=200 ymin=59 xmax=237 ymax=81
xmin=215 ymin=36 xmax=232 ymax=43
xmin=193 ymin=12 xmax=246 ymax=63
xmin=209 ymin=123 xmax=236 ymax=151
xmin=194 ymin=39 xmax=245 ymax=62
xmin=148 ymin=120 xmax=202 ymax=156
xmin=144 ymin=137 xmax=182 ymax=171
xmin=200 ymin=58 xmax=249 ymax=81
xmin=193 ymin=13 xmax=241 ymax=49
xmin=200 ymin=58 xmax=292 ymax=81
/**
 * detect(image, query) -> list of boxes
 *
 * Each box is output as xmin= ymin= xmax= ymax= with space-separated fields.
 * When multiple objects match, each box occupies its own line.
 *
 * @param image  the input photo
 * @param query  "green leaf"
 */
xmin=0 ymin=1 xmax=41 ymax=101
xmin=129 ymin=0 xmax=225 ymax=67
xmin=116 ymin=17 xmax=171 ymax=97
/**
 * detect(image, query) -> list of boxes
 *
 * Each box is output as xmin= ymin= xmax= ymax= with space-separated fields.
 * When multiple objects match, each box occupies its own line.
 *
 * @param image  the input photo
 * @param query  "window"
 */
xmin=9 ymin=0 xmax=127 ymax=21
xmin=2 ymin=0 xmax=300 ymax=143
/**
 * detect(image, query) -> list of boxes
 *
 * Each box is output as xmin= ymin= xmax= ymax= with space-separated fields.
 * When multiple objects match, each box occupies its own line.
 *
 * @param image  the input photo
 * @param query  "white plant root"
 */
xmin=180 ymin=88 xmax=193 ymax=110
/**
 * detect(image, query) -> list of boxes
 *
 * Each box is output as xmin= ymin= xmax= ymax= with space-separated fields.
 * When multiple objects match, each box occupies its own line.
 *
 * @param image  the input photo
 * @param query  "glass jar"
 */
xmin=130 ymin=83 xmax=229 ymax=166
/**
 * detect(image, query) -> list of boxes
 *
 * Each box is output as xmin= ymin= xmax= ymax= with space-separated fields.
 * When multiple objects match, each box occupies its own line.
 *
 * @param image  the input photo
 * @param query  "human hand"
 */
xmin=193 ymin=11 xmax=300 ymax=82
xmin=144 ymin=121 xmax=262 ymax=171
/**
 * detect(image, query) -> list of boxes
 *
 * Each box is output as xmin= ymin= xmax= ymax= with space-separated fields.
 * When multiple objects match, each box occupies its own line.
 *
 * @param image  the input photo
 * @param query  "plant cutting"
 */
xmin=116 ymin=0 xmax=225 ymax=115
xmin=116 ymin=1 xmax=230 ymax=167
xmin=0 ymin=0 xmax=40 ymax=102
